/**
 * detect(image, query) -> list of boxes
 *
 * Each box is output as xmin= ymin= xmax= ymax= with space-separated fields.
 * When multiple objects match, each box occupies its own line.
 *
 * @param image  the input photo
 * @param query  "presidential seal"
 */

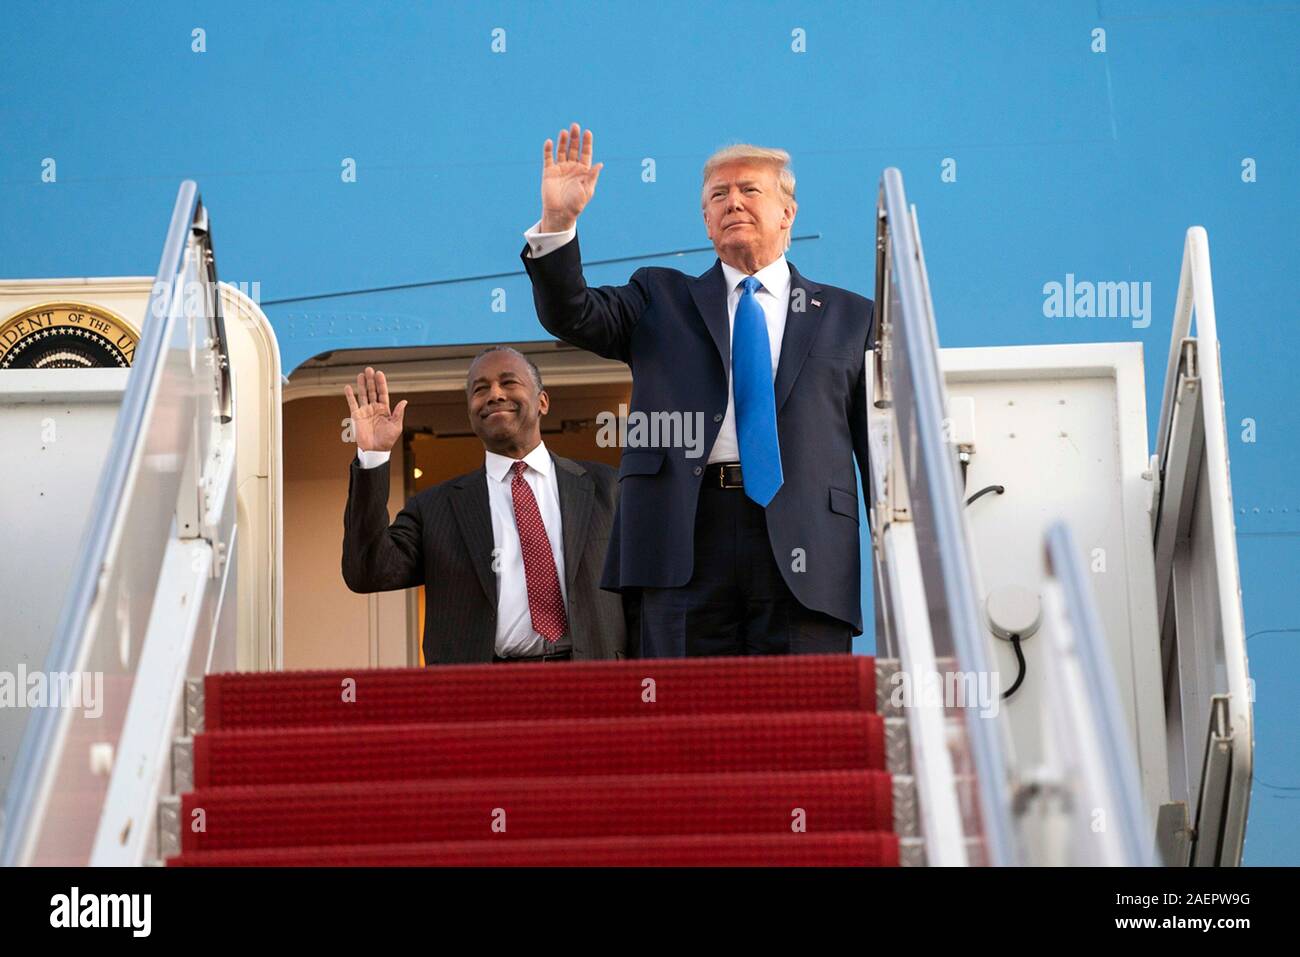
xmin=0 ymin=302 xmax=139 ymax=369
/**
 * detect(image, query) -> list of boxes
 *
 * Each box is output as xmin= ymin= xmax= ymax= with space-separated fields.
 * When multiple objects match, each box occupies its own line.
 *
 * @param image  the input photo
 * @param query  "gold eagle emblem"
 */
xmin=0 ymin=302 xmax=139 ymax=369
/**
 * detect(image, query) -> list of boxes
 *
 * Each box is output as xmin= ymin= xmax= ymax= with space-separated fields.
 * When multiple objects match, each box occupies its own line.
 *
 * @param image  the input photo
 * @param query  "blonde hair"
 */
xmin=701 ymin=144 xmax=797 ymax=251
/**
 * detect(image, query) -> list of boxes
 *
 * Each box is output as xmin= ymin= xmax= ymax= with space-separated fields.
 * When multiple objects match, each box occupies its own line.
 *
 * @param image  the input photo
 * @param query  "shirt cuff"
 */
xmin=523 ymin=219 xmax=577 ymax=258
xmin=357 ymin=449 xmax=391 ymax=469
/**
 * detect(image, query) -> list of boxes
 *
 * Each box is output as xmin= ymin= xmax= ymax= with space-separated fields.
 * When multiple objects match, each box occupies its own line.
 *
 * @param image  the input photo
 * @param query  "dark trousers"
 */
xmin=636 ymin=482 xmax=853 ymax=658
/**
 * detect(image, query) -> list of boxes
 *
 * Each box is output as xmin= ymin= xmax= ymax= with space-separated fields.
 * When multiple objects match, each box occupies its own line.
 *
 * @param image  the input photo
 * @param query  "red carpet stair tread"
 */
xmin=172 ymin=832 xmax=899 ymax=867
xmin=167 ymin=654 xmax=901 ymax=866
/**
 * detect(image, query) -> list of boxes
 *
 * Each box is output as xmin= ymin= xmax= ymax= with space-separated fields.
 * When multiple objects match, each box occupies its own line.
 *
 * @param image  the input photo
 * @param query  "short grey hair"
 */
xmin=701 ymin=144 xmax=797 ymax=251
xmin=467 ymin=345 xmax=543 ymax=393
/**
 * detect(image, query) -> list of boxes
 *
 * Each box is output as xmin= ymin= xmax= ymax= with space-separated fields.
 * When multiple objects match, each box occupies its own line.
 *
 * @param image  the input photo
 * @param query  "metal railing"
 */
xmin=1151 ymin=226 xmax=1252 ymax=865
xmin=870 ymin=167 xmax=1018 ymax=866
xmin=1035 ymin=522 xmax=1155 ymax=866
xmin=1 ymin=182 xmax=235 ymax=865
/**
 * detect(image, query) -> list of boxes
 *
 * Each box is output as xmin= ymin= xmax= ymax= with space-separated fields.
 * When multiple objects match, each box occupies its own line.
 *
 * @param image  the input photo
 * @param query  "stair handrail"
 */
xmin=871 ymin=167 xmax=1018 ymax=866
xmin=0 ymin=182 xmax=229 ymax=865
xmin=1037 ymin=522 xmax=1156 ymax=865
xmin=1151 ymin=226 xmax=1252 ymax=865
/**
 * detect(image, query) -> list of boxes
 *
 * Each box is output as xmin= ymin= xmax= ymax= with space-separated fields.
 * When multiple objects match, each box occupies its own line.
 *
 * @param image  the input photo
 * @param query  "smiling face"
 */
xmin=702 ymin=160 xmax=796 ymax=273
xmin=466 ymin=349 xmax=548 ymax=457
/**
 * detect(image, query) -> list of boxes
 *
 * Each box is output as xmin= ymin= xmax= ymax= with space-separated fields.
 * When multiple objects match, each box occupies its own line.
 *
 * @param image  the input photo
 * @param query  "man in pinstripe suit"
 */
xmin=341 ymin=346 xmax=629 ymax=664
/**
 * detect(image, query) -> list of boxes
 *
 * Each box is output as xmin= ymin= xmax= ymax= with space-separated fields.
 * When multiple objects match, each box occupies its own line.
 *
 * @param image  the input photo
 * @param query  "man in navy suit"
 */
xmin=520 ymin=123 xmax=873 ymax=659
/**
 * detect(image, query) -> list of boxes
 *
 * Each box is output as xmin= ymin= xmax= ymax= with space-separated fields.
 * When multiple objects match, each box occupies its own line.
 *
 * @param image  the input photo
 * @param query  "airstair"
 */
xmin=0 ymin=173 xmax=1251 ymax=866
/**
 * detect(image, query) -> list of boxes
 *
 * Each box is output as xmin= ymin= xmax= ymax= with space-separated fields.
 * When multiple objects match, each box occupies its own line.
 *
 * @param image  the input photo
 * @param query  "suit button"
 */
xmin=713 ymin=413 xmax=723 ymax=422
xmin=693 ymin=466 xmax=703 ymax=476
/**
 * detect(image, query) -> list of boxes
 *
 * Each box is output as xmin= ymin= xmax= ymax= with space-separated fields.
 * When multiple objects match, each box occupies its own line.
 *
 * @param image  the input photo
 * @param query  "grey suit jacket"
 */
xmin=342 ymin=452 xmax=628 ymax=664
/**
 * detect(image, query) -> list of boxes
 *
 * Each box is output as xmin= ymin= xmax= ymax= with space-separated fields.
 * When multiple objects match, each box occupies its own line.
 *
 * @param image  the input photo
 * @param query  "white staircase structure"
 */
xmin=0 ymin=174 xmax=1250 ymax=866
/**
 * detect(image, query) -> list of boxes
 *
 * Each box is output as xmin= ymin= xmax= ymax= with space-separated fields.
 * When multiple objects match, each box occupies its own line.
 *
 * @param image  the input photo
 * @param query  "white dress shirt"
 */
xmin=523 ymin=220 xmax=790 ymax=465
xmin=356 ymin=441 xmax=569 ymax=657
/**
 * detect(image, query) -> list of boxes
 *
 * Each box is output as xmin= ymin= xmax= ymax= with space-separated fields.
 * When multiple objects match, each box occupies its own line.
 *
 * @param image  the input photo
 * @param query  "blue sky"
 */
xmin=2 ymin=0 xmax=1296 ymax=864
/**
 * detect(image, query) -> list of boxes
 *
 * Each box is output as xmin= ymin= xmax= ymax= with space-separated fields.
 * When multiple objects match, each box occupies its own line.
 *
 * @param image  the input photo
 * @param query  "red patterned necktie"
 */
xmin=510 ymin=461 xmax=568 ymax=641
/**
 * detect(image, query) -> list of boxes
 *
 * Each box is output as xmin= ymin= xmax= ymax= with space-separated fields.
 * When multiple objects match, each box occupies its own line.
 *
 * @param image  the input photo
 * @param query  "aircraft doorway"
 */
xmin=281 ymin=342 xmax=629 ymax=670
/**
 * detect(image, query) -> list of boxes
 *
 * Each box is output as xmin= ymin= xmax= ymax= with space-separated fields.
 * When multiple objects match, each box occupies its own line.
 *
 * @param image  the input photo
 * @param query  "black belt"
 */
xmin=492 ymin=649 xmax=572 ymax=663
xmin=704 ymin=462 xmax=744 ymax=489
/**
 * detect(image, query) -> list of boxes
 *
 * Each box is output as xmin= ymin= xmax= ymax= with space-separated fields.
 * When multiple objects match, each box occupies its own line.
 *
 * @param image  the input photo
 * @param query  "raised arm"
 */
xmin=521 ymin=123 xmax=649 ymax=363
xmin=341 ymin=368 xmax=423 ymax=592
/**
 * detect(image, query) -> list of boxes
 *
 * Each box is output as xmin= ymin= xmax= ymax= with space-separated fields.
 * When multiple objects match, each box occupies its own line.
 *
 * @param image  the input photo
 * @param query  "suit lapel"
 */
xmin=450 ymin=468 xmax=496 ymax=606
xmin=689 ymin=260 xmax=730 ymax=377
xmin=773 ymin=261 xmax=824 ymax=413
xmin=553 ymin=454 xmax=593 ymax=590
xmin=692 ymin=258 xmax=825 ymax=414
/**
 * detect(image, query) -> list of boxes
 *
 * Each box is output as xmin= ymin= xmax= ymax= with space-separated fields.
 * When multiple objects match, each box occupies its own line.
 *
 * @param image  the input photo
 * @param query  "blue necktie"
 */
xmin=732 ymin=275 xmax=783 ymax=506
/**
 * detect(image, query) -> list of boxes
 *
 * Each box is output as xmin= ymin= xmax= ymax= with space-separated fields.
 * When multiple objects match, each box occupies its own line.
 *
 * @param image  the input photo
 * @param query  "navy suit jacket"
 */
xmin=520 ymin=233 xmax=874 ymax=634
